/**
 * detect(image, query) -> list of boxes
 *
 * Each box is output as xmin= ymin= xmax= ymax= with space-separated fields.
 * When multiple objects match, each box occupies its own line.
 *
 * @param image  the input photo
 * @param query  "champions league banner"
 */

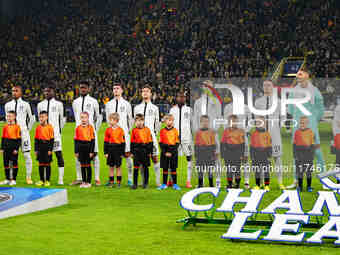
xmin=178 ymin=173 xmax=340 ymax=245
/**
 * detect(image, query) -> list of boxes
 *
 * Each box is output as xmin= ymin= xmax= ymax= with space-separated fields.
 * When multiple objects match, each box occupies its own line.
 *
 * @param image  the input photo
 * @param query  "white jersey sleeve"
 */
xmin=26 ymin=102 xmax=35 ymax=131
xmin=94 ymin=99 xmax=102 ymax=131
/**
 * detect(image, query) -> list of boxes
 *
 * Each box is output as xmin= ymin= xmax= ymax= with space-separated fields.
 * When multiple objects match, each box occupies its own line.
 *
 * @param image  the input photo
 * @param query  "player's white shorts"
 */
xmin=151 ymin=133 xmax=159 ymax=156
xmin=21 ymin=129 xmax=31 ymax=152
xmin=53 ymin=136 xmax=63 ymax=152
xmin=125 ymin=133 xmax=131 ymax=153
xmin=270 ymin=129 xmax=282 ymax=157
xmin=244 ymin=136 xmax=249 ymax=157
xmin=94 ymin=132 xmax=99 ymax=153
xmin=178 ymin=143 xmax=193 ymax=157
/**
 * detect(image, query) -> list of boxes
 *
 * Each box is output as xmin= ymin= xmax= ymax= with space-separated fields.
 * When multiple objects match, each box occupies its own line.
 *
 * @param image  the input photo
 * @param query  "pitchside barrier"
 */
xmin=177 ymin=172 xmax=340 ymax=245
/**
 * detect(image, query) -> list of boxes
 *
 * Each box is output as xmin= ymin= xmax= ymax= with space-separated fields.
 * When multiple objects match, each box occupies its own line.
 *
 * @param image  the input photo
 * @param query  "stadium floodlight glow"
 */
xmin=178 ymin=188 xmax=340 ymax=245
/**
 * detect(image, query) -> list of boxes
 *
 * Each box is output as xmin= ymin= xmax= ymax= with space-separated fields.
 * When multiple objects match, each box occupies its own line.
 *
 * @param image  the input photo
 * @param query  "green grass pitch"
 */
xmin=0 ymin=122 xmax=339 ymax=255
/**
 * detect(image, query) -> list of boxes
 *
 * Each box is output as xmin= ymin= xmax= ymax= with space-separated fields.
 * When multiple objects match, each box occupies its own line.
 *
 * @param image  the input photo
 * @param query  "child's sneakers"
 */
xmin=253 ymin=185 xmax=260 ymax=190
xmin=79 ymin=182 xmax=87 ymax=188
xmin=158 ymin=184 xmax=168 ymax=190
xmin=264 ymin=185 xmax=270 ymax=191
xmin=186 ymin=181 xmax=192 ymax=188
xmin=173 ymin=184 xmax=181 ymax=190
xmin=131 ymin=184 xmax=137 ymax=190
xmin=279 ymin=184 xmax=286 ymax=190
xmin=244 ymin=183 xmax=250 ymax=190
xmin=95 ymin=180 xmax=101 ymax=186
xmin=36 ymin=181 xmax=44 ymax=186
xmin=167 ymin=180 xmax=173 ymax=187
xmin=0 ymin=180 xmax=10 ymax=185
xmin=44 ymin=181 xmax=50 ymax=187
xmin=307 ymin=187 xmax=313 ymax=192
xmin=9 ymin=180 xmax=16 ymax=186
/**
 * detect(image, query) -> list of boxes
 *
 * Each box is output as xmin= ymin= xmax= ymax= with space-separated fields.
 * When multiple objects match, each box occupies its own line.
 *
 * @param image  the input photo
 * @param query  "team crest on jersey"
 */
xmin=86 ymin=103 xmax=91 ymax=110
xmin=19 ymin=105 xmax=24 ymax=112
xmin=184 ymin=112 xmax=189 ymax=119
xmin=148 ymin=109 xmax=153 ymax=115
xmin=51 ymin=106 xmax=57 ymax=112
xmin=120 ymin=106 xmax=125 ymax=112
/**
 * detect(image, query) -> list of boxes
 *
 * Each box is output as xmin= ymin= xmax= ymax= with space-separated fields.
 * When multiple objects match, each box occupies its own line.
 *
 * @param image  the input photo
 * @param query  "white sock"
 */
xmin=243 ymin=161 xmax=250 ymax=184
xmin=94 ymin=155 xmax=100 ymax=181
xmin=154 ymin=162 xmax=161 ymax=185
xmin=76 ymin=159 xmax=82 ymax=181
xmin=127 ymin=157 xmax=133 ymax=182
xmin=187 ymin=161 xmax=192 ymax=182
xmin=58 ymin=167 xmax=64 ymax=183
xmin=274 ymin=157 xmax=283 ymax=185
xmin=23 ymin=152 xmax=32 ymax=179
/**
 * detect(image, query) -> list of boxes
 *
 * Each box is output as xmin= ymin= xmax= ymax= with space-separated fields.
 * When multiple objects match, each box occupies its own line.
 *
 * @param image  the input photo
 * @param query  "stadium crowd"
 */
xmin=0 ymin=0 xmax=339 ymax=114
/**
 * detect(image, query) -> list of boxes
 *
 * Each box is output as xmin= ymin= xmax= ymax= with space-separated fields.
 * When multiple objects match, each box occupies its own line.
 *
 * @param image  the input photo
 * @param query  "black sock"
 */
xmin=144 ymin=167 xmax=149 ymax=185
xmin=209 ymin=177 xmax=213 ymax=187
xmin=39 ymin=165 xmax=45 ymax=182
xmin=227 ymin=179 xmax=233 ymax=187
xmin=13 ymin=168 xmax=18 ymax=181
xmin=264 ymin=177 xmax=270 ymax=186
xmin=198 ymin=177 xmax=203 ymax=187
xmin=298 ymin=178 xmax=303 ymax=189
xmin=46 ymin=165 xmax=51 ymax=181
xmin=163 ymin=169 xmax=168 ymax=185
xmin=87 ymin=167 xmax=92 ymax=184
xmin=235 ymin=178 xmax=241 ymax=188
xmin=133 ymin=167 xmax=138 ymax=186
xmin=307 ymin=177 xmax=312 ymax=188
xmin=109 ymin=176 xmax=114 ymax=182
xmin=256 ymin=178 xmax=261 ymax=187
xmin=5 ymin=169 xmax=10 ymax=180
xmin=117 ymin=176 xmax=122 ymax=184
xmin=81 ymin=166 xmax=87 ymax=182
xmin=171 ymin=170 xmax=177 ymax=184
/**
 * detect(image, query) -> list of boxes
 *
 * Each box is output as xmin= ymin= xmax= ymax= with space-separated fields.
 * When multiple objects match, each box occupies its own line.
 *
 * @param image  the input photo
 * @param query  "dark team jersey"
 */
xmin=221 ymin=127 xmax=245 ymax=160
xmin=1 ymin=123 xmax=21 ymax=151
xmin=293 ymin=128 xmax=315 ymax=160
xmin=159 ymin=127 xmax=179 ymax=154
xmin=250 ymin=128 xmax=272 ymax=160
xmin=103 ymin=126 xmax=126 ymax=155
xmin=74 ymin=124 xmax=95 ymax=153
xmin=194 ymin=128 xmax=217 ymax=162
xmin=130 ymin=126 xmax=153 ymax=156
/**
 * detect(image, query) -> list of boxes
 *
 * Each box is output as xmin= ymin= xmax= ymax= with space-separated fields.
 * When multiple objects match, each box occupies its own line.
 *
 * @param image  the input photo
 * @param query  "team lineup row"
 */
xmin=1 ymin=71 xmax=340 ymax=191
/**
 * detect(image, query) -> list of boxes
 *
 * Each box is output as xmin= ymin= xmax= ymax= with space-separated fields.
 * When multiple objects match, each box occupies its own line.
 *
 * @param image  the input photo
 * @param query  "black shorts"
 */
xmin=107 ymin=153 xmax=122 ymax=167
xmin=160 ymin=153 xmax=178 ymax=170
xmin=78 ymin=145 xmax=93 ymax=165
xmin=3 ymin=150 xmax=18 ymax=167
xmin=37 ymin=151 xmax=52 ymax=164
xmin=133 ymin=154 xmax=150 ymax=167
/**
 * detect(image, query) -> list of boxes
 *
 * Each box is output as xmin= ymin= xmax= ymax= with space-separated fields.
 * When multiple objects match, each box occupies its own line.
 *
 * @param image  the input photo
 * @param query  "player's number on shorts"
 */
xmin=53 ymin=141 xmax=60 ymax=150
xmin=273 ymin=145 xmax=281 ymax=153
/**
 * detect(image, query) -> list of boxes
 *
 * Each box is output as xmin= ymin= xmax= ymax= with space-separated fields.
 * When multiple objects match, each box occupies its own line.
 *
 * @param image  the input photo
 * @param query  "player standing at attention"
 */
xmin=134 ymin=85 xmax=161 ymax=186
xmin=169 ymin=91 xmax=193 ymax=188
xmin=287 ymin=69 xmax=325 ymax=189
xmin=158 ymin=114 xmax=180 ymax=190
xmin=71 ymin=81 xmax=102 ymax=186
xmin=105 ymin=83 xmax=133 ymax=185
xmin=37 ymin=85 xmax=65 ymax=185
xmin=130 ymin=114 xmax=153 ymax=189
xmin=104 ymin=113 xmax=126 ymax=187
xmin=5 ymin=85 xmax=35 ymax=184
xmin=255 ymin=80 xmax=284 ymax=189
xmin=34 ymin=111 xmax=54 ymax=187
xmin=250 ymin=116 xmax=272 ymax=191
xmin=293 ymin=116 xmax=315 ymax=192
xmin=224 ymin=96 xmax=252 ymax=189
xmin=74 ymin=112 xmax=95 ymax=188
xmin=221 ymin=115 xmax=245 ymax=189
xmin=0 ymin=111 xmax=21 ymax=185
